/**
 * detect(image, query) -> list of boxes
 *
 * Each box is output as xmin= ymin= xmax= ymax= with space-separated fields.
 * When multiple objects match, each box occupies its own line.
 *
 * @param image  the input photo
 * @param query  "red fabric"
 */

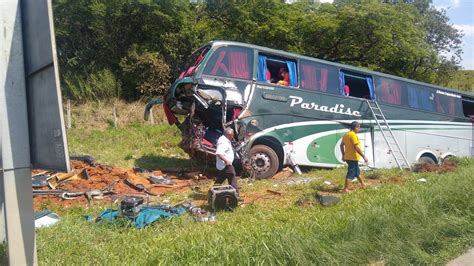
xmin=202 ymin=138 xmax=215 ymax=147
xmin=266 ymin=69 xmax=271 ymax=81
xmin=301 ymin=64 xmax=328 ymax=92
xmin=232 ymin=107 xmax=241 ymax=119
xmin=210 ymin=51 xmax=228 ymax=76
xmin=302 ymin=64 xmax=316 ymax=90
xmin=318 ymin=68 xmax=328 ymax=92
xmin=380 ymin=79 xmax=401 ymax=104
xmin=229 ymin=51 xmax=250 ymax=79
xmin=448 ymin=97 xmax=455 ymax=115
xmin=163 ymin=102 xmax=178 ymax=125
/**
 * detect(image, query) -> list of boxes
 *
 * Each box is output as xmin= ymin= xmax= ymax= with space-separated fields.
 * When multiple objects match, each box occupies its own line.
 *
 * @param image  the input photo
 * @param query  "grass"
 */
xmin=35 ymin=156 xmax=474 ymax=265
xmin=25 ymin=101 xmax=474 ymax=264
xmin=67 ymin=124 xmax=192 ymax=169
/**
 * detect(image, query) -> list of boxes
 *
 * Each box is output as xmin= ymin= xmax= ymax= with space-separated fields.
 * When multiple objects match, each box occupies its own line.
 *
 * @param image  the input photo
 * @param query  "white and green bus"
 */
xmin=146 ymin=41 xmax=474 ymax=179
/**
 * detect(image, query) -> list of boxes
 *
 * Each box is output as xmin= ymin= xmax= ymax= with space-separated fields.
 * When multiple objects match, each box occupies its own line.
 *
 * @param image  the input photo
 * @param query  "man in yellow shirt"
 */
xmin=340 ymin=121 xmax=368 ymax=193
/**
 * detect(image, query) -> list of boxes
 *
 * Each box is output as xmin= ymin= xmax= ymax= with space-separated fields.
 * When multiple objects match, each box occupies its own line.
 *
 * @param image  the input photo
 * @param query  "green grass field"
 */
xmin=32 ymin=123 xmax=474 ymax=265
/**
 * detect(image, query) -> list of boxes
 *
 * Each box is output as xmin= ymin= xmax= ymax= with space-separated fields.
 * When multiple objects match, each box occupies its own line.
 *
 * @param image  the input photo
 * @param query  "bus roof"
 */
xmin=206 ymin=40 xmax=474 ymax=98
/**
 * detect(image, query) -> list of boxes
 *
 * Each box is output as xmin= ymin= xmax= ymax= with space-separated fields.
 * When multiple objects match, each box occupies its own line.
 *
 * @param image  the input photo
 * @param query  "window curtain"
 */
xmin=408 ymin=87 xmax=419 ymax=108
xmin=420 ymin=90 xmax=435 ymax=111
xmin=257 ymin=55 xmax=267 ymax=82
xmin=366 ymin=77 xmax=375 ymax=100
xmin=210 ymin=51 xmax=227 ymax=76
xmin=286 ymin=61 xmax=297 ymax=87
xmin=302 ymin=64 xmax=316 ymax=90
xmin=381 ymin=79 xmax=401 ymax=104
xmin=318 ymin=69 xmax=328 ymax=92
xmin=339 ymin=71 xmax=346 ymax=96
xmin=229 ymin=51 xmax=250 ymax=79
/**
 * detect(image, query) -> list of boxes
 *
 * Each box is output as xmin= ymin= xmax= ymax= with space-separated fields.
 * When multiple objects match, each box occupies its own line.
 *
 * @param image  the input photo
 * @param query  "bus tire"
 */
xmin=418 ymin=155 xmax=436 ymax=165
xmin=249 ymin=145 xmax=279 ymax=179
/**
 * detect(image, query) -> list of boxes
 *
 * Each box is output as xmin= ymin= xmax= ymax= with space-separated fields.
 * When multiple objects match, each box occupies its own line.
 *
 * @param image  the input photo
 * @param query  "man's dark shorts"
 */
xmin=345 ymin=160 xmax=360 ymax=180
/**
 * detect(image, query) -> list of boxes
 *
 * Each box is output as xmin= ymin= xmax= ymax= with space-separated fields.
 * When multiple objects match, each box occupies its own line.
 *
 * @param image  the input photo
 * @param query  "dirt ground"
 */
xmin=32 ymin=160 xmax=458 ymax=211
xmin=32 ymin=160 xmax=201 ymax=211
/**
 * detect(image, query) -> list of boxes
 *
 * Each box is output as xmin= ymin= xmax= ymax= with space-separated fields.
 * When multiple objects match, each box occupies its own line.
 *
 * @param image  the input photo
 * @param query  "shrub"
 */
xmin=62 ymin=68 xmax=121 ymax=101
xmin=120 ymin=48 xmax=171 ymax=99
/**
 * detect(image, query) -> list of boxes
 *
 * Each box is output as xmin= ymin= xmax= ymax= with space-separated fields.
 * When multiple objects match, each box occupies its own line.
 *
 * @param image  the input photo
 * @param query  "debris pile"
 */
xmin=32 ymin=158 xmax=204 ymax=210
xmin=413 ymin=161 xmax=457 ymax=173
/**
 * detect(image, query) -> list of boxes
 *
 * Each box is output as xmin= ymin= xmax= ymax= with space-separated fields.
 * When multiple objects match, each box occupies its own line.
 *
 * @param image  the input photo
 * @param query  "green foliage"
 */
xmin=53 ymin=0 xmax=465 ymax=101
xmin=120 ymin=48 xmax=171 ymax=98
xmin=446 ymin=70 xmax=474 ymax=92
xmin=62 ymin=68 xmax=121 ymax=101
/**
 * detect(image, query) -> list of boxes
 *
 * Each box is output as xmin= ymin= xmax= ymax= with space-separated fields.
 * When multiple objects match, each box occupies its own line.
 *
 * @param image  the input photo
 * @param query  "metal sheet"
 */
xmin=21 ymin=0 xmax=70 ymax=172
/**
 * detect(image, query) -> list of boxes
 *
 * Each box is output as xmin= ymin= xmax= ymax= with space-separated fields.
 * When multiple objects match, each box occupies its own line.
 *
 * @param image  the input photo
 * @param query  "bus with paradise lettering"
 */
xmin=145 ymin=40 xmax=474 ymax=179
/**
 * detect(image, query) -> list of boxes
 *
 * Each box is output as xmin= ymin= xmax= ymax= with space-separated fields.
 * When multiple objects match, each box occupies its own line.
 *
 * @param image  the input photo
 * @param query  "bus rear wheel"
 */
xmin=248 ymin=145 xmax=279 ymax=179
xmin=418 ymin=156 xmax=436 ymax=165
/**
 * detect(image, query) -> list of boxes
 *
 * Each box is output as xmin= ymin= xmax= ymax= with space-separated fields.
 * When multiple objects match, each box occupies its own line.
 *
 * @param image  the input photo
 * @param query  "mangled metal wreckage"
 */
xmin=144 ymin=42 xmax=286 ymax=180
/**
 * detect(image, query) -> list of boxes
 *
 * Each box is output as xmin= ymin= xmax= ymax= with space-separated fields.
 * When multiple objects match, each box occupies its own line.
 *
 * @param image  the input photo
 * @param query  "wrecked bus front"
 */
xmin=146 ymin=41 xmax=254 ymax=164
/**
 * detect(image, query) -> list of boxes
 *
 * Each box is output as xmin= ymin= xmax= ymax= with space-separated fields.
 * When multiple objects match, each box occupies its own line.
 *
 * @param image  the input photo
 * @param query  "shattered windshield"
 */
xmin=180 ymin=45 xmax=211 ymax=78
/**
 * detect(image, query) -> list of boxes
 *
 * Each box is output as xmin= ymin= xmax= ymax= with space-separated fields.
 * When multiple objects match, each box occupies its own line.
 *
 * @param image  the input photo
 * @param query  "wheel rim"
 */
xmin=251 ymin=152 xmax=271 ymax=173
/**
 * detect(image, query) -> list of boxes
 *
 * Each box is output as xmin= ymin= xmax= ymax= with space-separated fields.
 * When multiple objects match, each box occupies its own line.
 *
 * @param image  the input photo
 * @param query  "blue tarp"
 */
xmin=93 ymin=206 xmax=186 ymax=229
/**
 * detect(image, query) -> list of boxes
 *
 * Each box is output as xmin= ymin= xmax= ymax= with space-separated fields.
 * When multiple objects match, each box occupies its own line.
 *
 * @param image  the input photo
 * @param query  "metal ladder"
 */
xmin=366 ymin=100 xmax=411 ymax=170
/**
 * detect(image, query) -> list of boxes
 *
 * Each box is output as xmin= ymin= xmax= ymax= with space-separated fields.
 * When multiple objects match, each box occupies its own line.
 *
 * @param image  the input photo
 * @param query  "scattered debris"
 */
xmin=416 ymin=178 xmax=428 ymax=183
xmin=89 ymin=200 xmax=186 ymax=229
xmin=32 ymin=174 xmax=49 ymax=188
xmin=148 ymin=175 xmax=174 ymax=185
xmin=32 ymin=159 xmax=194 ymax=211
xmin=271 ymin=167 xmax=294 ymax=179
xmin=317 ymin=193 xmax=341 ymax=206
xmin=266 ymin=189 xmax=283 ymax=196
xmin=317 ymin=181 xmax=339 ymax=192
xmin=280 ymin=177 xmax=321 ymax=185
xmin=413 ymin=161 xmax=457 ymax=173
xmin=208 ymin=185 xmax=238 ymax=211
xmin=34 ymin=210 xmax=60 ymax=228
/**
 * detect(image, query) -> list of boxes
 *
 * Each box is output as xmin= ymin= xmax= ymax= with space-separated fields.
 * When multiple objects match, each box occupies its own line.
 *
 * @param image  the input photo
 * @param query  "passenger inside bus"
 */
xmin=276 ymin=67 xmax=289 ymax=86
xmin=344 ymin=85 xmax=350 ymax=96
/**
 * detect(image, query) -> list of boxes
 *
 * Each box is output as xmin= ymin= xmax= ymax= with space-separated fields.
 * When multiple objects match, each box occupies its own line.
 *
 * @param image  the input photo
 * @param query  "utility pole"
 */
xmin=1 ymin=0 xmax=70 ymax=264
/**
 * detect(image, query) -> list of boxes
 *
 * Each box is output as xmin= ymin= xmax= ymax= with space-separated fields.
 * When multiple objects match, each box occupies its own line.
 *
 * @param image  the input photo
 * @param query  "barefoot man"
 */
xmin=340 ymin=121 xmax=368 ymax=193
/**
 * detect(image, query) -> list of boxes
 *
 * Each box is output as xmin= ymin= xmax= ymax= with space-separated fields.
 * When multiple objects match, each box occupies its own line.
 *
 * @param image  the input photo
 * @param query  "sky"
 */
xmin=432 ymin=0 xmax=474 ymax=70
xmin=318 ymin=0 xmax=474 ymax=70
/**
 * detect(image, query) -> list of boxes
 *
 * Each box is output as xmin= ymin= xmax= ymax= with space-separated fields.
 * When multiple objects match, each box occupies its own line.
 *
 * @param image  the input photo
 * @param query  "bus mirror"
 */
xmin=144 ymin=97 xmax=163 ymax=121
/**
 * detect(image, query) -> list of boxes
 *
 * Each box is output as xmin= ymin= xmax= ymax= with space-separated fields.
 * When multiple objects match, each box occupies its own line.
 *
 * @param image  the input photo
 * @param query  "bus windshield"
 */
xmin=179 ymin=45 xmax=211 ymax=78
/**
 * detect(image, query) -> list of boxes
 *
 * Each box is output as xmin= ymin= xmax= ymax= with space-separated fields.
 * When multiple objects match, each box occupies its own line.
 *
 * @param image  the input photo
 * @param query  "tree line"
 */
xmin=53 ymin=0 xmax=464 ymax=101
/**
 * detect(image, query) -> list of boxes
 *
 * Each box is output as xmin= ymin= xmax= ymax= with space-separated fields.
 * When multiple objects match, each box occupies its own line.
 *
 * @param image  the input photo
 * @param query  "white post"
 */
xmin=149 ymin=108 xmax=154 ymax=125
xmin=113 ymin=104 xmax=117 ymax=128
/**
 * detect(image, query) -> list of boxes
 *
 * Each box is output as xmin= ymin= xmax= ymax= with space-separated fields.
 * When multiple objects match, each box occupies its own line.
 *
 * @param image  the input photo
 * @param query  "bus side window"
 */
xmin=258 ymin=54 xmax=297 ymax=87
xmin=377 ymin=77 xmax=402 ymax=105
xmin=436 ymin=91 xmax=463 ymax=116
xmin=407 ymin=85 xmax=435 ymax=112
xmin=203 ymin=46 xmax=253 ymax=80
xmin=300 ymin=60 xmax=339 ymax=94
xmin=462 ymin=97 xmax=474 ymax=117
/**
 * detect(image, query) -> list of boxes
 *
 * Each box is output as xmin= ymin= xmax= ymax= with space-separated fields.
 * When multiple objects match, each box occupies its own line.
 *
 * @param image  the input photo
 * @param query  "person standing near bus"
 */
xmin=215 ymin=128 xmax=240 ymax=197
xmin=340 ymin=121 xmax=368 ymax=193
